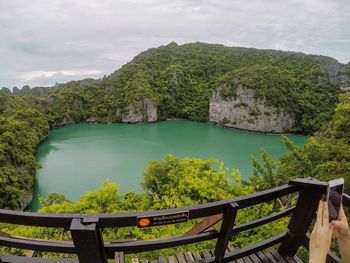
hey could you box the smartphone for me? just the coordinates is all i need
[327,178,344,221]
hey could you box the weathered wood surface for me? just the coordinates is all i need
[138,249,303,263]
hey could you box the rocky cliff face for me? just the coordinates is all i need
[209,85,294,133]
[12,192,33,211]
[341,87,350,93]
[317,58,350,86]
[122,98,157,123]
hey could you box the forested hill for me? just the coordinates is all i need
[1,42,350,210]
[2,42,350,133]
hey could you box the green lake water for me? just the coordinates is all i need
[29,120,306,211]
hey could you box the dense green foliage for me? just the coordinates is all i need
[111,42,343,131]
[0,89,349,259]
[0,42,348,213]
[251,94,350,192]
[0,92,49,209]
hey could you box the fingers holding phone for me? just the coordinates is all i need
[310,201,334,263]
[331,205,350,239]
[331,205,350,263]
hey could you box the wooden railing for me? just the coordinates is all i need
[0,177,346,263]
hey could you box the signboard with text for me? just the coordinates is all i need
[137,211,189,228]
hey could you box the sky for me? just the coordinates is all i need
[0,0,349,89]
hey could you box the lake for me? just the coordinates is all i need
[29,120,306,211]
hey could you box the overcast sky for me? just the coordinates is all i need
[1,0,349,89]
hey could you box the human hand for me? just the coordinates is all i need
[331,205,350,240]
[331,205,350,263]
[309,201,334,263]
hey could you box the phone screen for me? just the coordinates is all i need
[328,184,343,221]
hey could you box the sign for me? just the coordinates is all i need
[137,211,189,228]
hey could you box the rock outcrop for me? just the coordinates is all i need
[1,87,11,94]
[86,116,98,123]
[53,117,76,127]
[341,87,350,93]
[209,85,295,133]
[14,192,33,211]
[122,98,157,123]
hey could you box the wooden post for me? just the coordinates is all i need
[213,202,239,262]
[70,218,107,263]
[278,178,328,257]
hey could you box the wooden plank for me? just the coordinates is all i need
[290,256,303,263]
[176,253,186,263]
[262,251,278,263]
[242,255,253,263]
[270,250,287,263]
[27,250,36,257]
[168,256,177,263]
[227,245,235,252]
[222,233,285,262]
[284,256,297,263]
[184,252,194,262]
[249,254,262,263]
[140,260,148,263]
[236,258,245,263]
[192,251,202,261]
[201,250,212,260]
[184,214,223,236]
[0,230,11,237]
[0,255,78,263]
[256,251,268,263]
[158,256,166,263]
[131,258,139,263]
[114,252,125,263]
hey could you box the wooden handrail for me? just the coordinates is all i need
[0,235,76,253]
[343,193,350,208]
[0,183,298,228]
[232,206,295,235]
[0,230,11,237]
[0,178,334,263]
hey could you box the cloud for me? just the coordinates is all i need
[22,71,59,82]
[19,69,103,87]
[0,0,349,88]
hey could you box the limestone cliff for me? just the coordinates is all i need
[122,98,157,123]
[53,116,76,127]
[209,85,294,133]
[11,192,33,211]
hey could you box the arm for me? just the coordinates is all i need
[309,201,334,263]
[332,205,350,263]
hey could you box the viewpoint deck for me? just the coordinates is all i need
[0,249,302,263]
[123,249,303,263]
[1,177,348,263]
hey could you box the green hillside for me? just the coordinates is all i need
[0,42,349,210]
